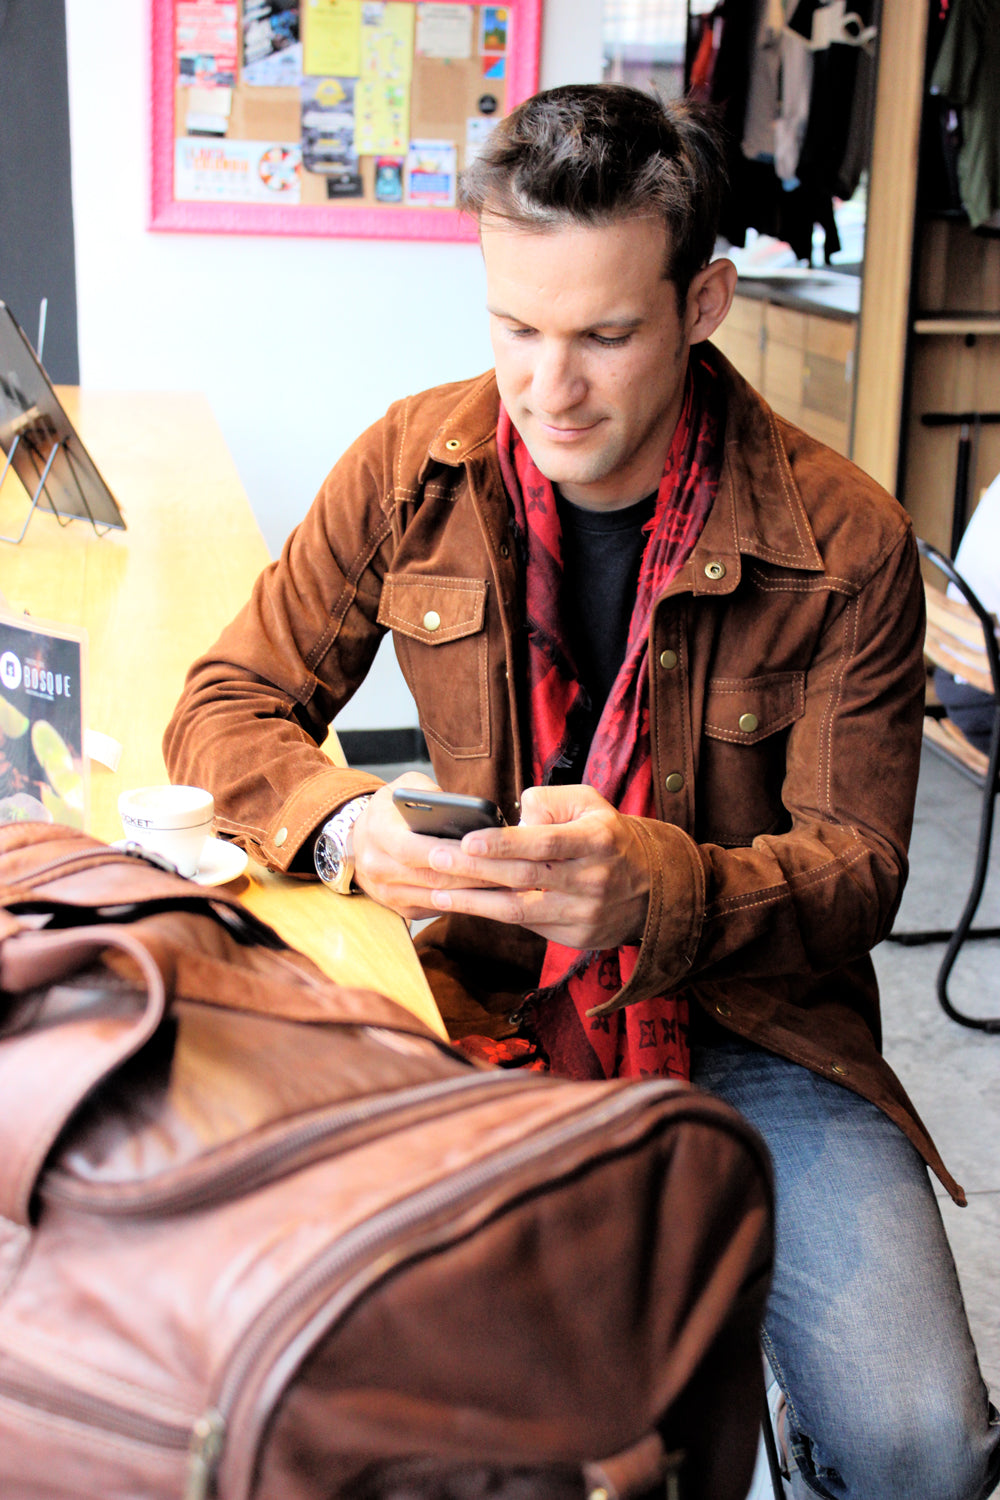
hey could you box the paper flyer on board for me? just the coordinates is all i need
[174,138,302,201]
[0,614,87,830]
[301,76,359,172]
[242,0,301,84]
[356,2,414,155]
[415,3,474,58]
[176,0,238,87]
[405,138,457,205]
[304,0,362,76]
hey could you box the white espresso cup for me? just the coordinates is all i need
[117,785,214,878]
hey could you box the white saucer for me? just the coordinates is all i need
[111,835,248,886]
[191,836,249,887]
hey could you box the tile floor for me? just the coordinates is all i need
[365,745,1000,1496]
[874,744,1000,1393]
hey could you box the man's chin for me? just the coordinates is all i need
[520,436,608,490]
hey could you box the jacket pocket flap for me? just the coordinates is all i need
[703,671,805,744]
[378,574,487,644]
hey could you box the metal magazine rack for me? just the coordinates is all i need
[0,301,125,544]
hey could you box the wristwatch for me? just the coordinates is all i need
[314,795,373,894]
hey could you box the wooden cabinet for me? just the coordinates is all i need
[901,220,1000,556]
[713,291,857,457]
[712,293,764,390]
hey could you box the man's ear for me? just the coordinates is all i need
[684,258,738,345]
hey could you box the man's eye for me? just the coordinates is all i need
[591,332,632,347]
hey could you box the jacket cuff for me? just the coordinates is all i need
[259,765,385,871]
[586,816,706,1017]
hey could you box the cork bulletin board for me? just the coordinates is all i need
[149,1,542,241]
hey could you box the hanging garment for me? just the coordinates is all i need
[931,0,1000,229]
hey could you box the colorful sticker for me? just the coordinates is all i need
[374,155,404,200]
[480,6,508,54]
[257,144,302,191]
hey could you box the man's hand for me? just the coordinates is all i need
[351,771,500,920]
[425,784,651,950]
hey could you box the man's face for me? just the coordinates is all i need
[482,215,696,511]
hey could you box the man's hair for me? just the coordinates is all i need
[459,84,728,302]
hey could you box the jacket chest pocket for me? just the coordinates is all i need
[697,671,805,845]
[378,573,490,758]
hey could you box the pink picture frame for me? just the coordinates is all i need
[149,1,542,241]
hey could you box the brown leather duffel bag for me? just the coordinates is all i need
[0,825,773,1500]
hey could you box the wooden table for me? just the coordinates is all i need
[0,389,445,1038]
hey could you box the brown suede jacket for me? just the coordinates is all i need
[164,348,961,1202]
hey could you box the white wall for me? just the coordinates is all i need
[64,0,603,731]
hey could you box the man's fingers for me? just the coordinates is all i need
[470,813,612,858]
[429,882,619,949]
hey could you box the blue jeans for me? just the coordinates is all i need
[690,1038,1000,1500]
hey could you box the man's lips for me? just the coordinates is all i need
[533,417,601,441]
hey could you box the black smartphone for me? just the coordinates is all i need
[392,787,507,839]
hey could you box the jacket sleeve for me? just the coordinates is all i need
[598,522,927,1015]
[162,416,399,873]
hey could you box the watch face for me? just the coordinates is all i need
[316,829,350,891]
[315,795,370,893]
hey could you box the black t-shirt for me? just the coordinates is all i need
[551,489,657,784]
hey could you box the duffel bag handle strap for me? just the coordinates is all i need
[0,925,170,1227]
[583,1432,681,1500]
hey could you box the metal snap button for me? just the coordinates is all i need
[738,712,759,733]
[831,1063,846,1076]
[659,649,678,670]
[422,610,441,632]
[664,772,684,793]
[716,1001,731,1018]
[704,560,726,580]
[274,827,288,847]
[444,438,462,451]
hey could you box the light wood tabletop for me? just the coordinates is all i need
[0,388,445,1038]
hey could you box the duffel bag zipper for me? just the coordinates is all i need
[43,1068,550,1215]
[194,1079,681,1500]
[0,1351,198,1460]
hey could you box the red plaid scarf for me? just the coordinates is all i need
[497,353,724,1081]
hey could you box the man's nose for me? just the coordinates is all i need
[531,342,586,415]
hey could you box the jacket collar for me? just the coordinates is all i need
[423,350,826,589]
[423,371,500,477]
[661,347,825,600]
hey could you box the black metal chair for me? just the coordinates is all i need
[887,538,1000,1032]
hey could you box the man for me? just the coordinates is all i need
[165,85,999,1499]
